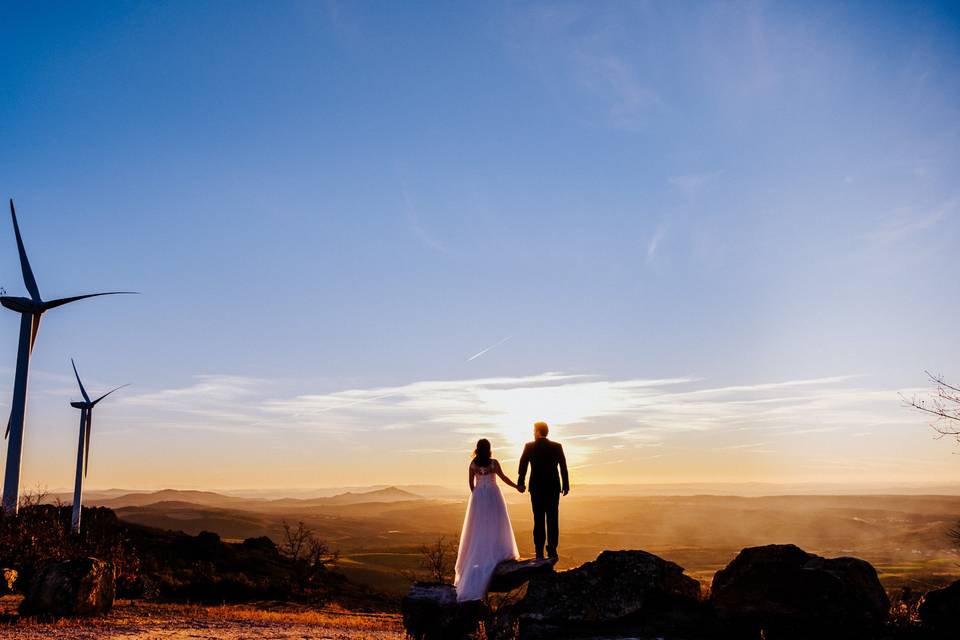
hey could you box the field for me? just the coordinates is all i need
[74,488,960,596]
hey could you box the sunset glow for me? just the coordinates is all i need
[1,2,958,492]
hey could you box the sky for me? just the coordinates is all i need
[1,1,959,491]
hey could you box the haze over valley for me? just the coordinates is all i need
[55,485,960,596]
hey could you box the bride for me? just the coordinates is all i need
[454,439,521,602]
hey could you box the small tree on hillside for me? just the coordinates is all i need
[279,520,338,596]
[420,535,458,582]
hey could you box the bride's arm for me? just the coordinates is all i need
[468,464,476,492]
[494,460,518,490]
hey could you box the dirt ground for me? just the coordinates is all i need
[0,597,405,639]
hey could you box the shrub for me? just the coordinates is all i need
[0,502,139,595]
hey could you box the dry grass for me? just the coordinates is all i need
[204,602,401,629]
[0,596,404,639]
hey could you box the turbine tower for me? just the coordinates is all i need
[69,359,127,533]
[1,199,135,514]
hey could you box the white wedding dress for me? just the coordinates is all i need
[454,461,520,602]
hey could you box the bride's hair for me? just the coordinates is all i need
[473,439,492,467]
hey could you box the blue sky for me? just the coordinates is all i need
[1,1,959,490]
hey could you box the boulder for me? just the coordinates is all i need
[495,550,704,639]
[711,544,888,639]
[919,579,960,636]
[401,558,558,639]
[401,583,486,640]
[19,557,115,618]
[489,557,557,593]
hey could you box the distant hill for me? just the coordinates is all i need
[92,489,251,509]
[219,484,457,500]
[331,486,421,502]
[272,486,422,507]
[78,486,426,512]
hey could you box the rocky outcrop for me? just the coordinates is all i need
[489,557,557,593]
[401,558,557,640]
[919,579,960,636]
[495,550,704,639]
[19,557,115,618]
[401,583,487,640]
[711,544,888,639]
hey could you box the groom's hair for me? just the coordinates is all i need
[534,421,549,437]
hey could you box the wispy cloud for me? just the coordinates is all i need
[669,172,720,194]
[120,375,274,433]
[571,50,662,130]
[864,198,956,245]
[718,441,769,450]
[508,4,663,131]
[646,224,665,264]
[400,180,453,256]
[113,371,925,473]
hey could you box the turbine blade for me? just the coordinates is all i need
[28,313,41,354]
[84,409,92,477]
[42,291,138,311]
[9,200,41,302]
[4,416,9,439]
[92,383,129,405]
[71,358,90,403]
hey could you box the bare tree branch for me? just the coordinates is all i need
[926,370,960,395]
[404,535,458,583]
[279,520,339,597]
[902,371,960,443]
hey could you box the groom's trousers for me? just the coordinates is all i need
[530,491,560,557]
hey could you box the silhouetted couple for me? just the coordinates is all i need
[453,421,570,602]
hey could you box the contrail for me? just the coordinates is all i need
[467,335,512,362]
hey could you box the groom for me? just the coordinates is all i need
[517,421,570,559]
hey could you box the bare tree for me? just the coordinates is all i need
[17,484,49,509]
[903,371,960,443]
[419,535,458,583]
[279,520,339,594]
[905,373,960,555]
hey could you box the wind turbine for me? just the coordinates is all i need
[69,359,127,533]
[1,199,135,514]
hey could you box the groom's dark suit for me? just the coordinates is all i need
[518,438,570,558]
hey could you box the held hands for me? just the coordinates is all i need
[517,484,526,494]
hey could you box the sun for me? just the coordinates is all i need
[478,380,613,454]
